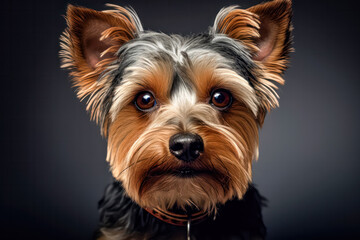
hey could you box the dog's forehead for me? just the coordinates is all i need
[117,32,255,85]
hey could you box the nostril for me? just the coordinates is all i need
[189,138,204,157]
[171,142,183,152]
[191,141,204,152]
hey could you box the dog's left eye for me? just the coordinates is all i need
[210,89,232,110]
[135,91,157,112]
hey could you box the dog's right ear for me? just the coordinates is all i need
[60,4,142,124]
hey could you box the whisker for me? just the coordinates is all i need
[138,156,167,194]
[118,158,148,176]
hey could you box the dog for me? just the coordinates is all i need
[60,0,293,239]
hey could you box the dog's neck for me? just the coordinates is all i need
[144,206,209,226]
[97,181,267,240]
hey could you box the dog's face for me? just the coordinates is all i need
[60,0,292,212]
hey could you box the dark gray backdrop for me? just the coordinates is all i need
[1,0,359,239]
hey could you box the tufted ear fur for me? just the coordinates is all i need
[247,0,293,72]
[59,4,143,126]
[213,0,293,121]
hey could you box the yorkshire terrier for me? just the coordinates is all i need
[60,0,293,239]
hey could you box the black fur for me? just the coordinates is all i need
[96,181,266,240]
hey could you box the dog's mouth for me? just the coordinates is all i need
[144,166,218,179]
[171,167,211,178]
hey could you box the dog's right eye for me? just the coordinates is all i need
[134,91,157,112]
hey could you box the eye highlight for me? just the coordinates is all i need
[134,91,157,112]
[210,89,232,110]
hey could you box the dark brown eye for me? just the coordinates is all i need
[135,91,157,111]
[210,89,232,110]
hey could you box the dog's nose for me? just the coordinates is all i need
[169,133,204,162]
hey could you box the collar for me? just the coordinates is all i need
[144,207,208,226]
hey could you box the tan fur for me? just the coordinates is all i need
[109,57,174,121]
[215,0,293,111]
[59,5,141,128]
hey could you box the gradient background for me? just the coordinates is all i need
[1,0,360,239]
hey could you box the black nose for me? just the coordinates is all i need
[169,133,204,162]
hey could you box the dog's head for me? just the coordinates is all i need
[60,0,292,213]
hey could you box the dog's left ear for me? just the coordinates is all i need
[213,0,293,117]
[214,0,292,74]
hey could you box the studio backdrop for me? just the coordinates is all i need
[1,0,360,239]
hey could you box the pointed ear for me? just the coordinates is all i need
[214,0,293,72]
[60,4,142,95]
[213,0,293,112]
[59,4,142,126]
[247,0,293,73]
